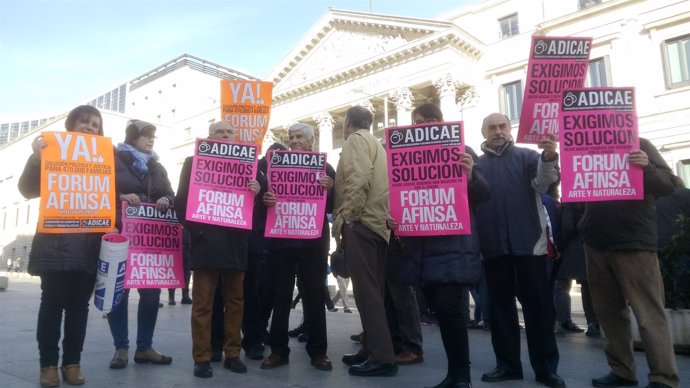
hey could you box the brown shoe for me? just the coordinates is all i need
[133,348,172,365]
[311,355,333,371]
[61,364,85,385]
[260,353,288,369]
[395,351,424,365]
[40,366,59,388]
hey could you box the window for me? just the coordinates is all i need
[499,14,519,39]
[20,121,29,135]
[680,160,690,187]
[663,35,690,89]
[10,123,19,140]
[0,124,8,144]
[502,81,523,121]
[587,57,610,87]
[579,0,602,10]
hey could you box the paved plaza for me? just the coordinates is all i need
[0,273,688,388]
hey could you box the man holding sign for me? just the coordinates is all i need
[176,120,262,378]
[475,113,564,388]
[260,123,335,372]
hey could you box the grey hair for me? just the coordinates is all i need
[288,123,315,141]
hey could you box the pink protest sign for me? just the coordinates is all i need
[265,150,327,239]
[559,87,643,202]
[517,36,592,144]
[386,121,470,236]
[185,138,258,230]
[121,202,184,288]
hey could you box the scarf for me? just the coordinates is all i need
[116,143,157,178]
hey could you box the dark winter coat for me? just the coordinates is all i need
[558,202,587,282]
[580,138,675,252]
[176,156,263,271]
[18,153,103,275]
[475,141,559,258]
[400,151,491,287]
[114,150,175,231]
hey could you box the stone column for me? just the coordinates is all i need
[313,112,335,153]
[434,73,461,121]
[390,87,414,126]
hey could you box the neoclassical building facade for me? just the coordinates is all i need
[1,0,689,262]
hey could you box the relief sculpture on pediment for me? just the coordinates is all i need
[281,30,408,88]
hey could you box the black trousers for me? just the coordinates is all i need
[242,254,264,350]
[268,246,327,358]
[423,283,471,382]
[37,271,96,367]
[484,255,559,377]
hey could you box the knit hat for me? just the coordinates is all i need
[125,119,156,145]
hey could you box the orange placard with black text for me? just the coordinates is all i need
[38,131,116,233]
[220,80,273,151]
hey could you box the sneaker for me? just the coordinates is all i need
[133,348,172,365]
[224,357,247,373]
[109,349,128,369]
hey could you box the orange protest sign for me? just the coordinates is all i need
[220,80,273,150]
[38,131,116,233]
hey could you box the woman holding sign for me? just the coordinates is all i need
[397,104,491,388]
[18,105,105,387]
[107,119,175,369]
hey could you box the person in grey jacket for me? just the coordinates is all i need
[583,138,680,388]
[475,113,564,388]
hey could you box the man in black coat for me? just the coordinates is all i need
[581,138,680,388]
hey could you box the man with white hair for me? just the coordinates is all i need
[260,123,336,372]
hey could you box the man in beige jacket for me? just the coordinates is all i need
[333,105,397,377]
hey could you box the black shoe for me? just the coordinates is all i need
[328,307,338,312]
[158,303,164,308]
[194,362,212,378]
[348,360,398,377]
[481,368,523,382]
[592,373,638,387]
[425,376,473,388]
[586,323,601,338]
[559,320,584,333]
[210,350,222,362]
[244,346,264,360]
[645,383,672,388]
[168,298,176,306]
[224,357,247,373]
[536,373,566,388]
[287,326,303,338]
[297,333,308,342]
[180,295,192,304]
[342,352,368,366]
[350,333,362,343]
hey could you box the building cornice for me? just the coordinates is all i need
[272,28,484,105]
[536,0,645,33]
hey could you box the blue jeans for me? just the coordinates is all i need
[107,288,161,351]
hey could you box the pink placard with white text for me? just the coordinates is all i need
[386,122,470,236]
[265,150,327,239]
[559,87,644,202]
[517,36,592,144]
[185,138,258,230]
[121,202,183,288]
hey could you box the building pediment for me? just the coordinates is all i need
[269,10,484,102]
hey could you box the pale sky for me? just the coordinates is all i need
[0,0,474,121]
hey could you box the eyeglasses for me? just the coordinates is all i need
[213,129,236,135]
[141,135,157,140]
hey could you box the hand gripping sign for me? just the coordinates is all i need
[386,121,471,236]
[265,150,328,239]
[185,138,258,230]
[517,36,592,144]
[559,87,643,202]
[38,131,116,233]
